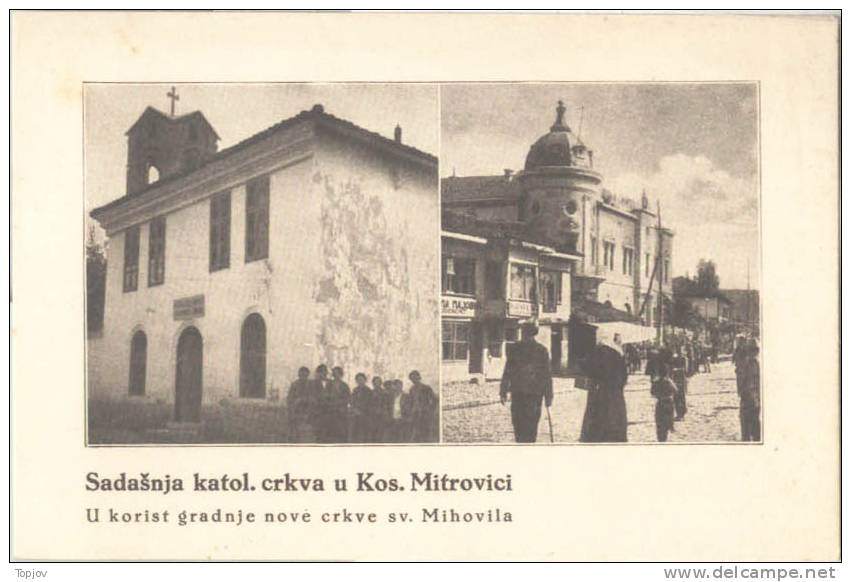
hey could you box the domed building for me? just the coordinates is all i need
[442,100,673,378]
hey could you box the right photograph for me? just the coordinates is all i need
[440,83,760,444]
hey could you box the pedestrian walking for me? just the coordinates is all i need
[738,338,761,441]
[580,331,628,442]
[286,366,317,443]
[499,322,554,443]
[650,363,678,442]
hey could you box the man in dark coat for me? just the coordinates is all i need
[287,366,316,443]
[350,372,373,443]
[671,348,689,420]
[407,370,438,443]
[738,338,761,441]
[323,366,351,443]
[499,322,554,443]
[370,375,392,442]
[580,332,628,442]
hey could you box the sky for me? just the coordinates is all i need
[84,82,439,217]
[441,83,760,290]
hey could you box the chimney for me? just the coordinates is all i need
[394,124,402,143]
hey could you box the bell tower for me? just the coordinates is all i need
[125,87,220,195]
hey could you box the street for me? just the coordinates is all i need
[442,360,744,443]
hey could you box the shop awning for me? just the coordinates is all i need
[592,321,657,345]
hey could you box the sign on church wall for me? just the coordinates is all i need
[173,294,205,320]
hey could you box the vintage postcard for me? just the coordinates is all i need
[10,11,840,563]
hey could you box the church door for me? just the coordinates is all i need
[175,326,203,422]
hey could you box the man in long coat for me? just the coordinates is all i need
[580,332,628,442]
[499,322,554,443]
[350,372,373,443]
[286,366,316,443]
[738,338,761,441]
[406,370,438,443]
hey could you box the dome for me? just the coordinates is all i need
[524,100,593,171]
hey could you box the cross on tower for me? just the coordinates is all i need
[552,99,567,130]
[167,86,180,117]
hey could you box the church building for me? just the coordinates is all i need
[88,93,439,443]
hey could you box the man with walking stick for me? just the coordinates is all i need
[499,322,554,443]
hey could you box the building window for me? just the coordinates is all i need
[590,236,597,265]
[540,270,562,312]
[510,263,537,301]
[123,225,140,293]
[148,216,166,287]
[443,256,476,295]
[622,246,634,276]
[485,261,504,300]
[245,175,270,263]
[128,330,147,396]
[603,241,616,271]
[442,320,470,361]
[645,252,651,277]
[210,191,231,272]
[239,313,267,398]
[487,320,504,358]
[664,258,670,282]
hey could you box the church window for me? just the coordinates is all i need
[147,163,160,185]
[128,331,147,396]
[123,225,140,293]
[245,175,270,263]
[210,191,231,272]
[148,216,166,287]
[239,313,267,399]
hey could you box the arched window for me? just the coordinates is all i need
[129,330,147,396]
[239,313,266,398]
[147,163,160,185]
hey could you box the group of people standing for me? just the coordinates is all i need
[286,365,438,444]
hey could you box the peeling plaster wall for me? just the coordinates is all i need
[308,135,439,386]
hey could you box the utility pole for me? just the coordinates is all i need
[657,200,664,345]
[746,257,751,336]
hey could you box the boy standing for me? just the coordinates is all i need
[650,363,678,442]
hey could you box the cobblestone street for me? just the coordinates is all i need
[442,360,743,443]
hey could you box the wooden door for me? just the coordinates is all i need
[175,327,203,422]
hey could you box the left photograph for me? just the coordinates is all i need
[85,83,440,445]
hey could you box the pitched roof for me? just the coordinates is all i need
[441,175,521,204]
[126,106,221,140]
[92,105,436,218]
